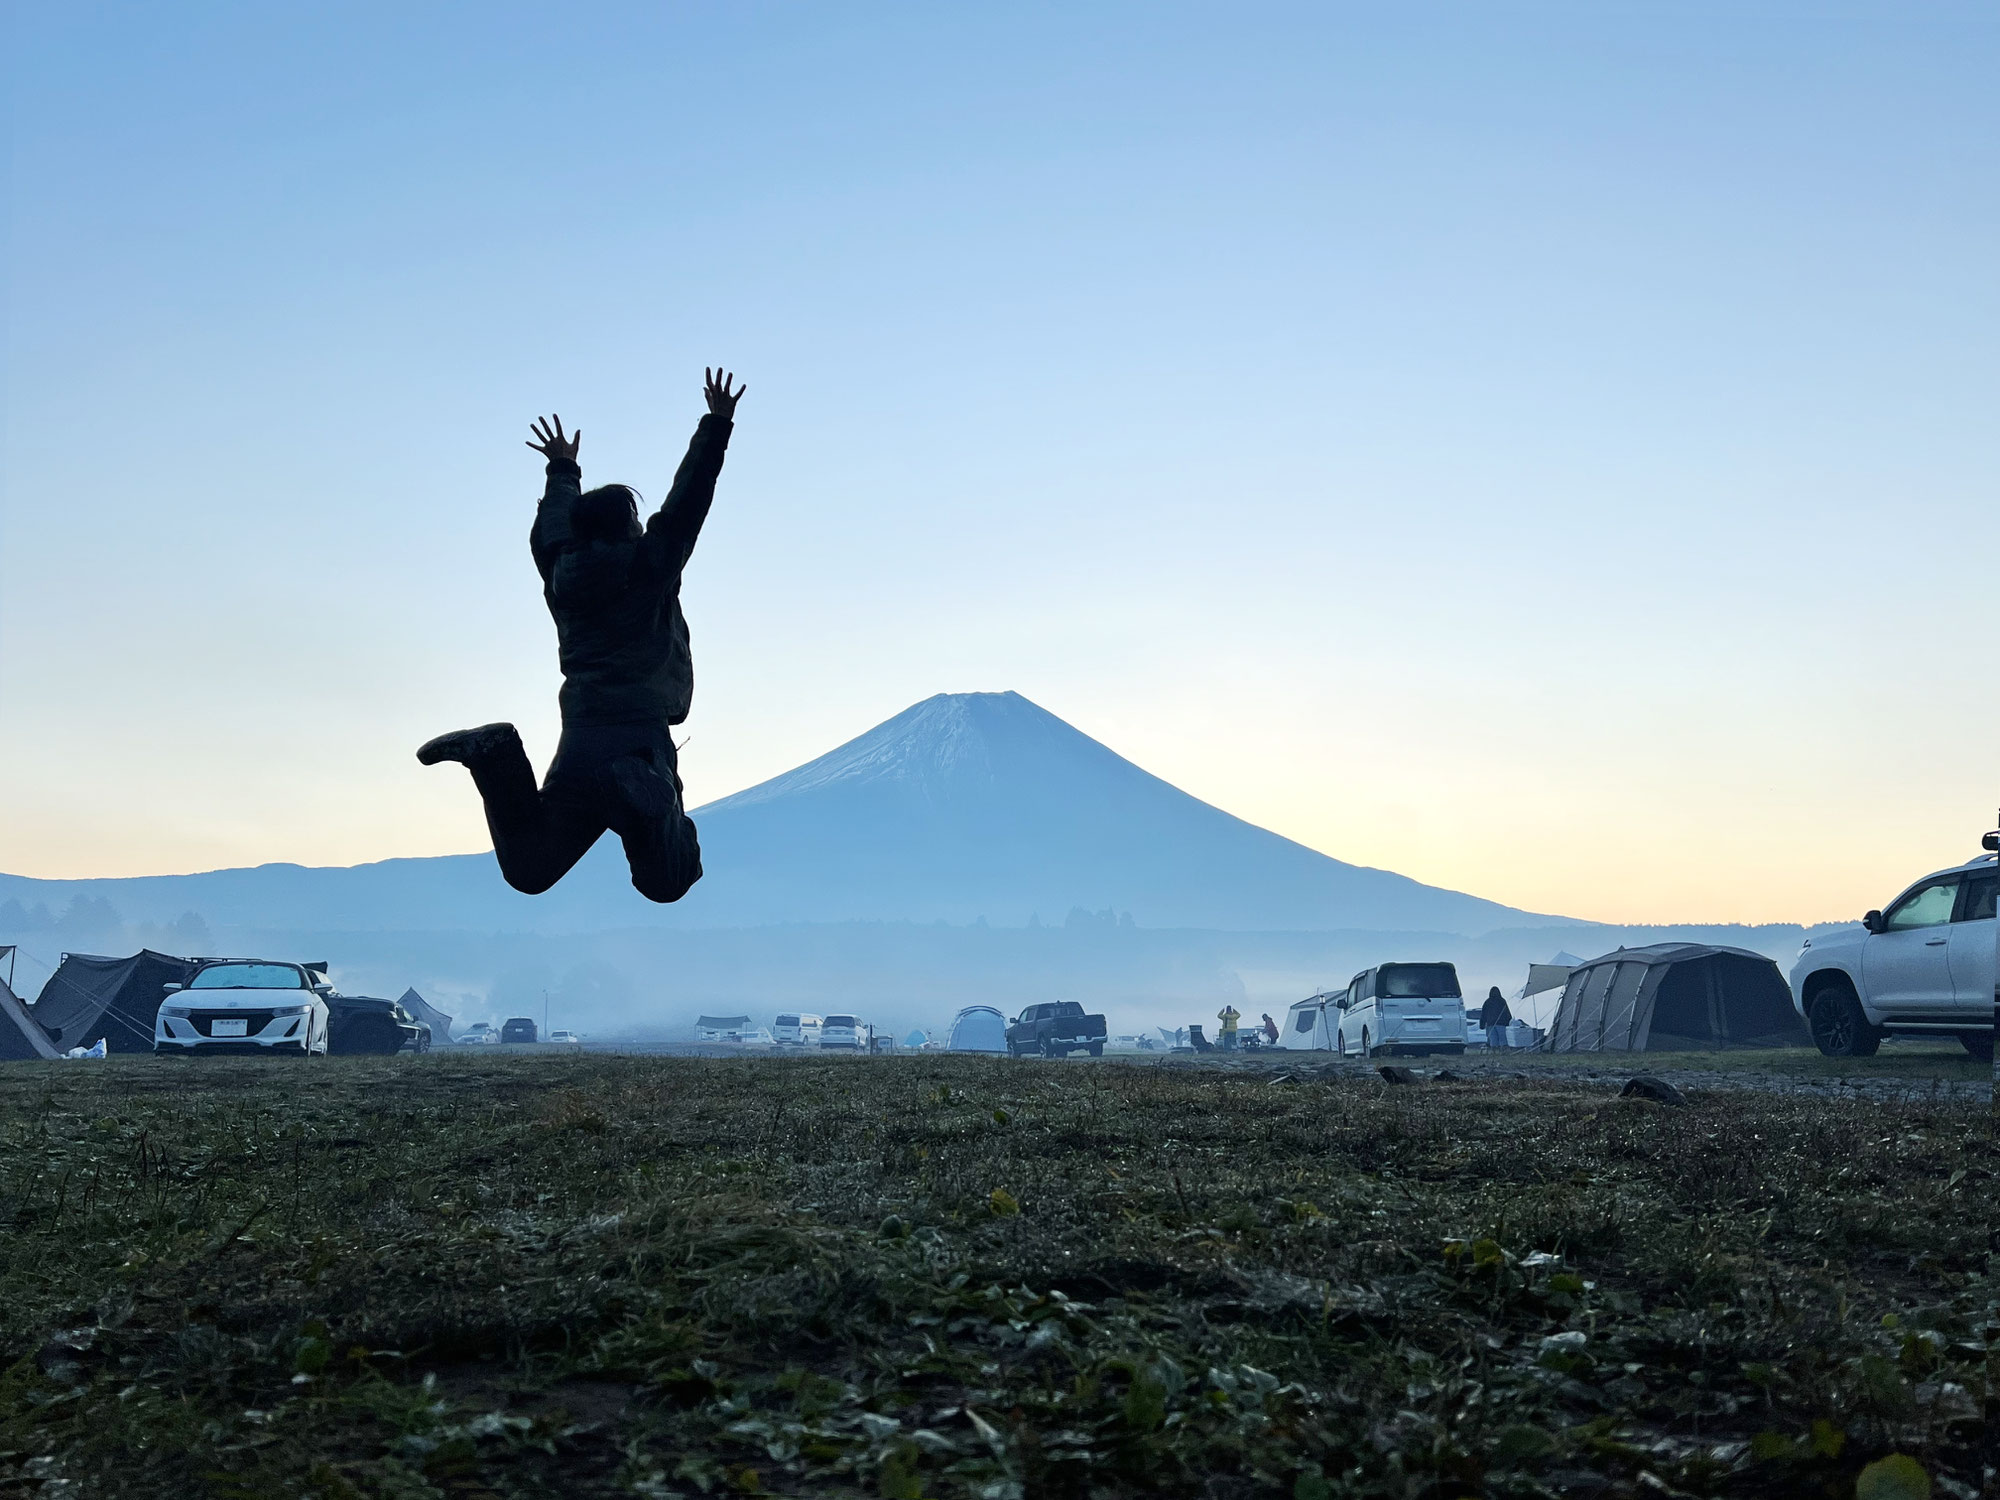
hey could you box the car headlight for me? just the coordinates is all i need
[271,1003,312,1016]
[160,1005,190,1018]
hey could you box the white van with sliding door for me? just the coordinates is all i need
[1332,962,1467,1058]
[773,1013,823,1047]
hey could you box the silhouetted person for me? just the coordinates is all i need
[1479,986,1513,1049]
[1261,1012,1280,1044]
[418,371,746,902]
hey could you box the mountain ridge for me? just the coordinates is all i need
[0,691,1569,937]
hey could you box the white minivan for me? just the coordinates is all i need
[773,1013,823,1047]
[1331,962,1467,1058]
[820,1014,867,1050]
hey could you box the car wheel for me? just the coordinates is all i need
[1087,1042,1103,1057]
[1807,983,1881,1058]
[1039,1037,1056,1059]
[1360,1028,1372,1059]
[1335,1031,1346,1058]
[1958,1031,1993,1062]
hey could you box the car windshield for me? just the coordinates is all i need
[1377,963,1461,999]
[825,1015,858,1027]
[775,1015,799,1027]
[189,963,306,990]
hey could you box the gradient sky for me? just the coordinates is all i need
[3,3,1995,926]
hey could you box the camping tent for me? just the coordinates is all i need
[0,948,61,1060]
[30,950,200,1055]
[1545,943,1810,1053]
[947,1005,1006,1053]
[398,987,454,1044]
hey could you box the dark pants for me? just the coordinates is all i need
[465,723,701,903]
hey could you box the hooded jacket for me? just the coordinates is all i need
[1478,988,1513,1029]
[530,413,732,727]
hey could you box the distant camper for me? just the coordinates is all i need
[773,1013,823,1046]
[697,1014,753,1042]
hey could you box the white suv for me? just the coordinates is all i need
[155,960,330,1056]
[1789,852,1995,1060]
[1332,962,1468,1058]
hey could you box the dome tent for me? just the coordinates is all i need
[947,1005,1007,1053]
[1546,943,1810,1053]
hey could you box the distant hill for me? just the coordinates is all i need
[0,691,1565,936]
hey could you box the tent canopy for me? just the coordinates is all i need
[31,950,200,1055]
[1,948,61,1061]
[1546,943,1809,1053]
[1521,963,1575,998]
[947,1005,1007,1053]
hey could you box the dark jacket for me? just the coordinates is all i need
[1478,988,1513,1029]
[530,413,733,727]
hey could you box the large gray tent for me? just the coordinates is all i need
[30,950,201,1055]
[1546,943,1810,1053]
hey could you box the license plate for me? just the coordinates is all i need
[210,1018,248,1038]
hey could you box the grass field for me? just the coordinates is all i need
[0,1051,1987,1498]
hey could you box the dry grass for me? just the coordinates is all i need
[0,1052,1987,1498]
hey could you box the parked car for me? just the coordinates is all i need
[729,1027,776,1045]
[327,994,429,1055]
[820,1014,867,1050]
[1790,851,1995,1059]
[773,1013,823,1046]
[154,959,330,1057]
[547,1029,582,1045]
[1005,1001,1107,1058]
[1329,962,1466,1058]
[457,1022,500,1045]
[501,1017,539,1044]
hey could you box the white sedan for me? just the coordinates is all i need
[155,960,330,1056]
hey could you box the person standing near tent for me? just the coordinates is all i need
[1479,986,1513,1049]
[1216,1003,1241,1051]
[419,371,745,903]
[1261,1012,1279,1044]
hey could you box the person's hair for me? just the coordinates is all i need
[575,484,642,543]
[1488,986,1504,1000]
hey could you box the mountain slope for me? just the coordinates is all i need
[0,692,1564,936]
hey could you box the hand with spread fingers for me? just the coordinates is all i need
[704,368,746,419]
[526,415,582,464]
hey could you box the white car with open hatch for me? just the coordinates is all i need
[154,960,331,1056]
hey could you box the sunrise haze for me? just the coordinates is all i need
[2,3,1994,925]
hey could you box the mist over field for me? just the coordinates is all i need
[0,693,1842,1039]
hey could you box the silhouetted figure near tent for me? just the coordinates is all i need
[419,370,746,902]
[1479,986,1513,1049]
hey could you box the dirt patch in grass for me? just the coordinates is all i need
[0,1053,1987,1498]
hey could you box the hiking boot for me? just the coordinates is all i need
[416,723,521,767]
[607,756,678,821]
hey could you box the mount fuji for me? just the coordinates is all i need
[0,692,1559,936]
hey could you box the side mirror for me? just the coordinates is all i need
[1861,910,1884,934]
[1983,831,1998,852]
[162,983,183,993]
[313,983,333,996]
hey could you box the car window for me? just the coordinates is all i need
[1957,873,1996,923]
[1378,963,1462,999]
[1884,877,1960,931]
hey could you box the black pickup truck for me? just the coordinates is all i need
[1005,1001,1108,1058]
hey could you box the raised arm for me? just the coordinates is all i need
[524,415,584,580]
[642,369,744,571]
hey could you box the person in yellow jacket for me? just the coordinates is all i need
[1217,1004,1241,1051]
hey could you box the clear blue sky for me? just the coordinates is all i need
[3,3,1995,922]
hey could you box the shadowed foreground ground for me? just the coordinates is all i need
[0,1052,1987,1498]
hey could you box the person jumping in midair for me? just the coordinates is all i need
[418,369,746,902]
